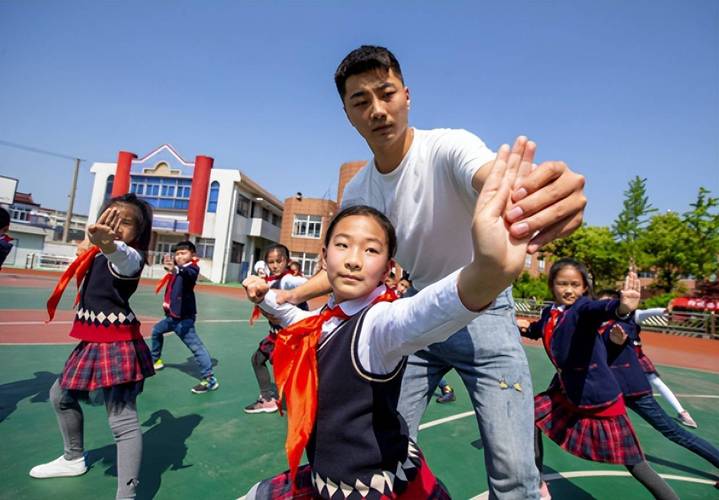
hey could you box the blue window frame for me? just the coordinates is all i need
[129,175,192,210]
[207,181,220,213]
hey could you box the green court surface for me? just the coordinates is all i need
[1,283,717,499]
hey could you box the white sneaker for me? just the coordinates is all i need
[29,455,87,478]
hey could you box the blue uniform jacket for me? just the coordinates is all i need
[604,319,652,398]
[523,297,626,409]
[166,262,199,320]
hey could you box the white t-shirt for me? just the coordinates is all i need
[341,128,495,290]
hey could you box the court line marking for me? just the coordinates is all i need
[418,394,719,431]
[469,471,718,499]
[0,318,255,326]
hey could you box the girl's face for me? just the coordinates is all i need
[111,203,140,245]
[551,266,588,306]
[323,215,393,303]
[266,250,288,276]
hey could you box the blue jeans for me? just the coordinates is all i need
[397,287,539,499]
[151,317,214,379]
[627,393,719,468]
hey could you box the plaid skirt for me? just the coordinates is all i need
[245,451,451,499]
[60,339,155,392]
[636,348,659,376]
[258,333,277,362]
[535,388,644,465]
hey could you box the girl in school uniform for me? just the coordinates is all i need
[30,193,154,500]
[518,259,678,500]
[241,145,532,498]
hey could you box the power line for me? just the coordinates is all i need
[0,139,85,162]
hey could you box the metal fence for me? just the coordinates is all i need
[513,299,718,339]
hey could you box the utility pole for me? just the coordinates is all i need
[62,158,81,242]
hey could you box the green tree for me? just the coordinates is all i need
[541,224,625,290]
[612,176,656,265]
[682,187,719,281]
[638,211,688,293]
[512,272,551,300]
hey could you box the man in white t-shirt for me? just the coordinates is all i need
[279,45,587,499]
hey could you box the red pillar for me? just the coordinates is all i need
[111,151,137,197]
[187,155,214,235]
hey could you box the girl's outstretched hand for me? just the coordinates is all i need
[618,271,641,316]
[243,275,270,304]
[87,207,122,253]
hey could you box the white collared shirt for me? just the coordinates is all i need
[260,269,480,375]
[105,241,143,276]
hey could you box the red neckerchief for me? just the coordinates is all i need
[249,270,291,325]
[0,234,13,243]
[46,246,101,322]
[155,258,199,295]
[273,287,397,491]
[542,307,563,361]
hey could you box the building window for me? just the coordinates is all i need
[231,242,244,264]
[153,241,175,265]
[104,175,115,203]
[236,194,251,218]
[196,238,215,259]
[538,258,545,273]
[10,206,30,222]
[290,252,319,276]
[292,214,322,239]
[272,213,281,227]
[129,175,192,210]
[261,207,271,222]
[207,181,220,213]
[524,255,532,269]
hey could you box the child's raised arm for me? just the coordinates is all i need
[458,141,534,311]
[242,275,312,328]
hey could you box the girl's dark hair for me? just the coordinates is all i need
[264,243,290,262]
[324,205,397,258]
[547,258,594,298]
[99,193,153,259]
[334,45,404,100]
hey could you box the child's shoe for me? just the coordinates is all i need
[153,358,165,370]
[539,480,552,500]
[192,376,219,394]
[244,397,279,414]
[677,410,698,428]
[29,455,87,478]
[436,385,456,404]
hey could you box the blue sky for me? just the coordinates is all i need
[0,1,717,226]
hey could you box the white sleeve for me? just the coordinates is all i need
[259,290,315,328]
[635,308,666,323]
[358,269,480,374]
[105,241,143,276]
[281,275,309,290]
[442,129,495,201]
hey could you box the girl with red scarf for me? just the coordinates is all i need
[241,145,532,499]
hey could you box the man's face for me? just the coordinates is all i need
[342,68,410,150]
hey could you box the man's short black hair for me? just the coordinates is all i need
[0,207,9,229]
[334,45,404,100]
[173,240,196,253]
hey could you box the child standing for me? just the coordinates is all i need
[245,244,308,414]
[241,145,533,498]
[519,259,678,500]
[31,194,155,500]
[151,240,218,394]
[0,207,13,270]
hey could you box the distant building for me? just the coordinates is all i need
[87,145,283,283]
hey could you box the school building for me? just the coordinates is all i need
[86,145,283,283]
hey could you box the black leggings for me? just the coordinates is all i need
[534,427,678,500]
[251,349,277,400]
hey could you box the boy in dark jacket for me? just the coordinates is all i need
[151,241,218,393]
[0,208,14,270]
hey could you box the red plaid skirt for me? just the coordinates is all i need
[258,332,277,362]
[635,348,659,376]
[535,388,644,465]
[246,454,450,499]
[60,339,155,392]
